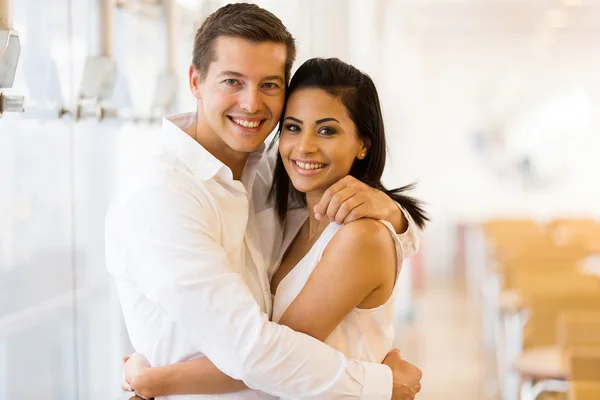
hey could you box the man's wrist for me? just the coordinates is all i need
[362,362,394,400]
[386,202,407,234]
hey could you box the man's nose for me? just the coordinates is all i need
[239,87,261,114]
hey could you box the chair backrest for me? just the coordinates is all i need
[493,232,556,264]
[569,381,600,400]
[549,218,600,254]
[557,310,600,349]
[483,218,547,261]
[567,346,600,382]
[484,218,541,238]
[512,270,599,295]
[524,293,600,348]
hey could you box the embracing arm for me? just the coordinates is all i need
[124,219,398,399]
[117,185,395,399]
[125,356,246,398]
[311,176,423,257]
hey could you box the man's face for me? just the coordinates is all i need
[191,36,287,155]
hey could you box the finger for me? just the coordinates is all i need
[121,379,132,392]
[314,178,351,219]
[415,367,423,380]
[121,367,132,392]
[341,203,370,225]
[327,192,361,224]
[327,187,357,223]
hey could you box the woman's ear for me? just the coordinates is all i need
[358,139,371,160]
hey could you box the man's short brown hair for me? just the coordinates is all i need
[192,3,296,82]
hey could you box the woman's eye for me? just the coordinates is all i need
[284,124,300,132]
[319,127,336,136]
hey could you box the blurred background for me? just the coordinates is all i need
[1,0,600,399]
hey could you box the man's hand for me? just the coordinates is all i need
[313,176,406,232]
[383,349,422,400]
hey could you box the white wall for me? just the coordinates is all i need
[380,32,600,273]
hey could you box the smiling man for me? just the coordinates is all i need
[106,3,422,400]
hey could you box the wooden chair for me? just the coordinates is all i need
[487,218,599,400]
[514,304,600,400]
[525,294,600,349]
[494,243,592,399]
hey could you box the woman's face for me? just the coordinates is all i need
[278,88,368,195]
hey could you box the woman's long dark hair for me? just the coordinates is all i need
[269,58,428,229]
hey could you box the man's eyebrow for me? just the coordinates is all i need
[217,71,245,78]
[263,75,285,84]
[217,71,284,84]
[284,116,303,124]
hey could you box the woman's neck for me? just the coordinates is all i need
[304,191,330,243]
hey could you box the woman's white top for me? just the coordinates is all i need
[272,220,404,365]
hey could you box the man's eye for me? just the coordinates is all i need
[263,82,279,89]
[224,79,239,85]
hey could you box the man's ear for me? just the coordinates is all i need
[189,65,202,100]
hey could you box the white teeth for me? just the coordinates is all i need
[295,161,325,170]
[232,118,260,128]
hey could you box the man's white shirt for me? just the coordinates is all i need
[106,113,420,399]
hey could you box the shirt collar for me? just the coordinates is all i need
[160,112,266,184]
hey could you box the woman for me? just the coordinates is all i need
[121,58,428,399]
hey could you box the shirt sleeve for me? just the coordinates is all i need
[396,204,422,259]
[119,184,393,399]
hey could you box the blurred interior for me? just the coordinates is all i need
[1,0,600,398]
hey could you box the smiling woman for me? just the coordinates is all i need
[278,89,366,193]
[270,57,428,229]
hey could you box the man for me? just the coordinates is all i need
[106,3,422,400]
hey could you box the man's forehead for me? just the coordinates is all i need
[210,36,286,79]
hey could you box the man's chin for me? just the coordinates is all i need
[230,141,265,154]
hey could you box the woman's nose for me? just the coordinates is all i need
[296,132,318,154]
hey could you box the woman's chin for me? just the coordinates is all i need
[290,185,312,194]
[290,181,329,195]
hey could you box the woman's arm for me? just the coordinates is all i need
[278,218,398,341]
[124,353,246,399]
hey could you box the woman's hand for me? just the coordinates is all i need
[120,353,246,397]
[121,353,151,397]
